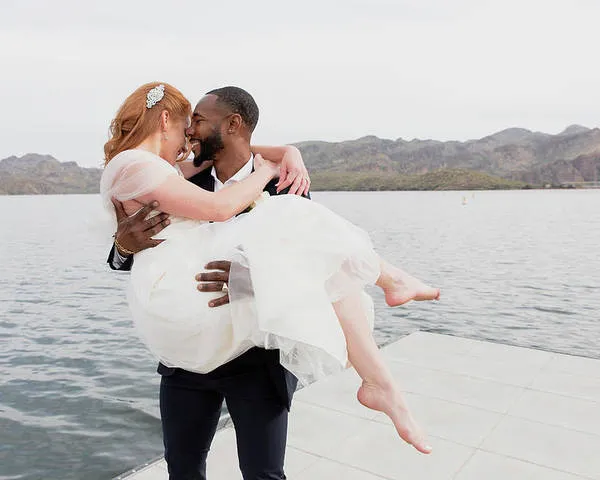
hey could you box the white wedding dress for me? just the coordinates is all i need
[101,149,380,385]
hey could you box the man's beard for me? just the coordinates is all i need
[193,129,225,167]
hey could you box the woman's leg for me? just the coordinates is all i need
[333,294,432,454]
[376,259,440,306]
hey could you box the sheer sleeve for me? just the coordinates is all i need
[99,149,179,230]
[101,150,178,204]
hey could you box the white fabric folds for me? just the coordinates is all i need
[101,149,380,385]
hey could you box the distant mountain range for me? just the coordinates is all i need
[297,124,600,190]
[0,154,102,195]
[1,125,599,194]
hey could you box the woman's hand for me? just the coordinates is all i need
[250,145,311,195]
[277,146,310,195]
[254,153,279,179]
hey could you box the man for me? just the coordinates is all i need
[107,86,310,480]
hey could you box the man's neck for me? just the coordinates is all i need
[213,145,252,183]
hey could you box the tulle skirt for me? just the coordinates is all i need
[127,195,380,385]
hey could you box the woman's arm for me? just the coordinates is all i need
[178,145,308,186]
[136,159,278,222]
[178,159,213,179]
[251,145,299,162]
[251,145,310,195]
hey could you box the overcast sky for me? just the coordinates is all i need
[2,0,599,167]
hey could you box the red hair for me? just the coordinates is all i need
[104,82,191,165]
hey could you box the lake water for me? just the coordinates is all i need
[1,190,599,479]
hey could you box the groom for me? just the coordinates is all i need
[107,86,310,480]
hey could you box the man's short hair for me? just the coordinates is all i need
[206,86,259,133]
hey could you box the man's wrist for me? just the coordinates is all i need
[110,247,127,269]
[114,236,135,256]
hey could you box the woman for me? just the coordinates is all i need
[101,82,438,454]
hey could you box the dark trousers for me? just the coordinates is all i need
[159,365,289,480]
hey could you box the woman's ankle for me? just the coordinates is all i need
[361,374,395,392]
[375,264,395,291]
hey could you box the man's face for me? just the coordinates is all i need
[186,95,229,167]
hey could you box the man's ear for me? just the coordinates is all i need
[227,113,243,134]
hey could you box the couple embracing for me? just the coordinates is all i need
[103,83,438,479]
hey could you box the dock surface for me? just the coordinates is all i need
[117,332,600,479]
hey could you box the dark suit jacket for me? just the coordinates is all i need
[107,165,310,409]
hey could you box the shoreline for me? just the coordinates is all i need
[1,185,598,196]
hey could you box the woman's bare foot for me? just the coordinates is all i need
[381,266,440,306]
[357,380,432,454]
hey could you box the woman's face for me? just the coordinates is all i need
[160,115,190,164]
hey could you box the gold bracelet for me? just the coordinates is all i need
[114,236,135,256]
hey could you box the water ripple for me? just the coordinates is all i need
[1,191,600,479]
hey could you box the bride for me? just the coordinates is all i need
[101,82,439,454]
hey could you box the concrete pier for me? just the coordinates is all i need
[116,332,600,479]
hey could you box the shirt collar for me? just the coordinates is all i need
[211,155,254,185]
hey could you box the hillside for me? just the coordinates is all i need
[296,125,600,187]
[1,125,599,194]
[0,154,102,195]
[309,169,525,191]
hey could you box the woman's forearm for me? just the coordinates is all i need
[211,167,275,220]
[137,166,275,222]
[178,159,212,179]
[251,145,300,163]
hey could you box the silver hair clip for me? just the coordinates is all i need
[146,84,165,109]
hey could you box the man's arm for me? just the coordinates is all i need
[107,198,171,271]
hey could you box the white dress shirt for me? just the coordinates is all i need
[211,155,254,191]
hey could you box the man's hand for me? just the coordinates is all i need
[276,146,310,195]
[112,197,170,255]
[196,261,231,307]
